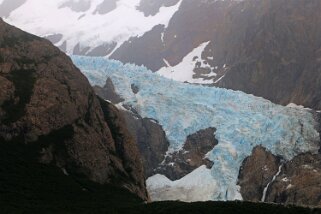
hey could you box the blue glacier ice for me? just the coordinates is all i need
[72,55,320,201]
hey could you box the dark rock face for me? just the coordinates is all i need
[111,25,167,71]
[94,77,124,104]
[121,111,170,178]
[0,20,148,200]
[266,153,321,207]
[238,146,281,202]
[156,127,217,180]
[216,0,321,110]
[137,0,180,16]
[94,81,169,178]
[238,146,321,207]
[97,98,148,200]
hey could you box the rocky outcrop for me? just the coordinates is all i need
[94,77,124,104]
[155,127,217,180]
[215,0,321,110]
[238,146,282,202]
[266,153,321,207]
[238,146,321,207]
[93,80,169,178]
[0,20,148,200]
[122,111,169,178]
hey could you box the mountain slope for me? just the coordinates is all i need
[0,19,148,200]
[3,0,320,109]
[1,0,181,56]
[112,0,321,109]
[215,0,321,110]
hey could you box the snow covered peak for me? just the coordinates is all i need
[1,0,182,55]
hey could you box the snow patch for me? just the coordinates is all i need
[147,166,226,202]
[157,41,214,84]
[287,103,312,111]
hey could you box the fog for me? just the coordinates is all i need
[0,0,26,17]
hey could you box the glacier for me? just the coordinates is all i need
[72,55,320,201]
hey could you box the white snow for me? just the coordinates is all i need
[4,0,182,55]
[157,41,214,84]
[147,166,224,202]
[287,103,312,110]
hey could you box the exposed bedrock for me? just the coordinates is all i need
[238,145,321,207]
[94,77,124,104]
[121,111,169,178]
[238,146,282,202]
[155,127,217,180]
[0,19,148,200]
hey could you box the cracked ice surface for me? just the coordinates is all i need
[72,56,320,201]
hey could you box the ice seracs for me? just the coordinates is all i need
[72,56,320,202]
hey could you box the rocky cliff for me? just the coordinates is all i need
[0,19,148,200]
[215,0,321,110]
[238,145,321,207]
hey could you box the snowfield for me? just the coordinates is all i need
[3,0,182,54]
[72,56,320,202]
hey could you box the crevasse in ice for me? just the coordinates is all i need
[72,56,320,201]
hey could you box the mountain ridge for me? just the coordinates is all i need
[0,19,148,200]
